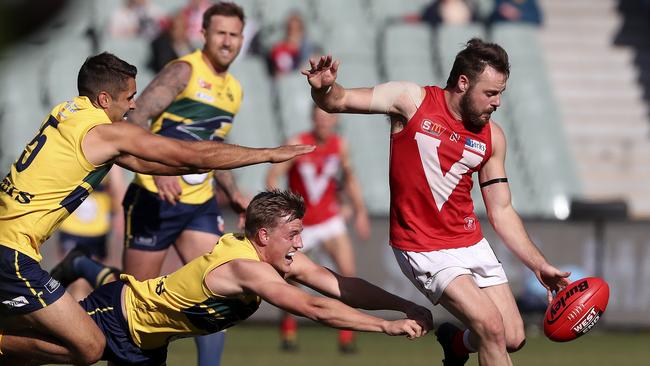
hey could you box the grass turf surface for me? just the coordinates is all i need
[151,325,650,366]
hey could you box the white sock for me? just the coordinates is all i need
[463,329,478,353]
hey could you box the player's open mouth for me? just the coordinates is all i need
[285,251,296,261]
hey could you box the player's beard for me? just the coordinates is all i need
[459,90,494,131]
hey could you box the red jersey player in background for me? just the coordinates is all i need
[266,104,370,353]
[301,39,570,366]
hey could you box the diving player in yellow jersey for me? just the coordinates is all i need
[51,190,433,365]
[0,52,313,365]
[123,3,252,364]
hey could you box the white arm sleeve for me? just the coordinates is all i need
[369,81,424,114]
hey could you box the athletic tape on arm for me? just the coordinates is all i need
[370,81,423,114]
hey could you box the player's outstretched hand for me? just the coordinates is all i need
[269,144,315,163]
[405,304,434,332]
[383,319,427,339]
[536,262,571,303]
[301,55,340,91]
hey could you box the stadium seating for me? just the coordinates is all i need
[274,73,314,139]
[491,23,581,215]
[0,44,50,172]
[100,36,155,87]
[332,61,392,214]
[382,22,438,83]
[312,0,369,27]
[369,0,430,23]
[0,0,606,218]
[434,23,485,82]
[256,0,312,26]
[228,57,283,195]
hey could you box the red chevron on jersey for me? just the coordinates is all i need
[389,86,492,251]
[288,133,342,225]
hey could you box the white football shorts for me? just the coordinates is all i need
[300,215,347,252]
[392,238,508,304]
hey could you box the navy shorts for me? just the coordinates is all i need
[0,245,65,316]
[80,281,167,365]
[122,184,223,251]
[58,232,108,259]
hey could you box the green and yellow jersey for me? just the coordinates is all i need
[0,97,112,261]
[122,233,261,349]
[58,181,111,237]
[133,50,243,204]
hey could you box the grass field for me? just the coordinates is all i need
[137,325,650,366]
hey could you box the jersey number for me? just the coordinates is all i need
[414,132,482,210]
[15,116,59,172]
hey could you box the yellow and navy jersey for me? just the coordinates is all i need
[0,97,112,261]
[122,233,261,350]
[133,50,243,204]
[58,180,111,237]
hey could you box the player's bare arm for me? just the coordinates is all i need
[114,154,207,175]
[480,122,570,298]
[302,55,424,121]
[288,252,433,329]
[265,136,301,189]
[82,121,315,173]
[340,140,370,240]
[126,61,191,128]
[209,259,426,338]
[214,170,248,213]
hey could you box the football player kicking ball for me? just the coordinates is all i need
[301,39,570,366]
[46,190,431,365]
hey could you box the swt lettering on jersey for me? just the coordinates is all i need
[1,175,35,204]
[297,156,340,204]
[414,132,482,211]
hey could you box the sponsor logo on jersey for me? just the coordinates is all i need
[1,176,35,204]
[464,217,476,231]
[449,132,461,142]
[198,79,212,90]
[155,276,167,295]
[465,138,486,154]
[45,277,61,294]
[421,120,445,136]
[195,91,215,103]
[226,87,234,102]
[2,296,29,308]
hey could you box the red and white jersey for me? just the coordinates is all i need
[288,132,342,226]
[389,86,492,251]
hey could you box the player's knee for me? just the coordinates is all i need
[506,337,526,353]
[74,334,105,364]
[473,314,506,346]
[505,319,526,352]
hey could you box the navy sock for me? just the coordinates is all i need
[195,331,226,366]
[71,256,110,288]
